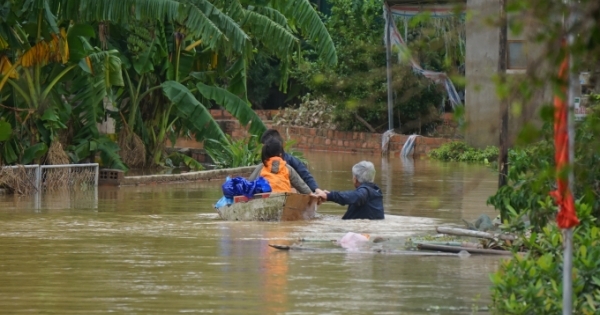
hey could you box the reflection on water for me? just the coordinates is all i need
[0,151,500,314]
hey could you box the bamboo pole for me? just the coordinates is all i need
[563,2,577,313]
[417,243,513,255]
[269,244,460,256]
[436,226,516,241]
[413,241,482,248]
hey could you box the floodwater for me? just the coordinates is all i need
[0,151,502,314]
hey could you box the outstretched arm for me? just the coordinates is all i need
[325,188,368,206]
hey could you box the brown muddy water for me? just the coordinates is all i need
[0,151,502,314]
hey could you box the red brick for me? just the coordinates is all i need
[337,140,344,146]
[325,139,331,145]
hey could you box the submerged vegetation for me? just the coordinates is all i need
[427,141,498,164]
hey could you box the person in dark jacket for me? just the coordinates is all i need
[248,129,324,195]
[315,161,384,220]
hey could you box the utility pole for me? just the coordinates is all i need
[498,0,509,221]
[385,6,394,132]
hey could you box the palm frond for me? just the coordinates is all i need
[270,0,337,66]
[43,0,60,34]
[241,9,298,59]
[65,0,249,56]
[211,0,244,20]
[161,80,228,143]
[196,82,266,137]
[186,0,249,54]
[69,48,123,156]
[183,2,227,51]
[253,6,288,27]
[65,0,180,25]
[225,57,248,101]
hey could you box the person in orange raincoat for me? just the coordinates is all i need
[254,139,312,194]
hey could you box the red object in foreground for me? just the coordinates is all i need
[550,57,579,229]
[233,193,271,204]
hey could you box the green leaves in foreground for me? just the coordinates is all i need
[270,0,337,66]
[204,135,262,169]
[196,82,267,137]
[22,143,48,165]
[0,121,11,142]
[161,80,228,144]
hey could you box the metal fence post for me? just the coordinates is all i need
[94,164,99,187]
[35,165,41,192]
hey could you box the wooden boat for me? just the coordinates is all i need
[215,192,319,221]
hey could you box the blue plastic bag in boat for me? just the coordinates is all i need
[221,176,272,198]
[222,176,253,198]
[254,176,272,194]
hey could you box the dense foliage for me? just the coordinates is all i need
[479,0,600,310]
[491,202,600,314]
[0,0,337,170]
[292,0,464,134]
[487,113,600,314]
[427,141,499,164]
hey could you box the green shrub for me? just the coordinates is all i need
[490,202,600,314]
[427,141,499,163]
[488,100,600,314]
[204,135,262,169]
[204,136,308,169]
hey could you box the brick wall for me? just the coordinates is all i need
[170,111,456,157]
[210,109,281,121]
[270,125,453,157]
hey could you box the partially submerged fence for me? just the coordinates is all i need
[0,163,99,194]
[0,163,99,210]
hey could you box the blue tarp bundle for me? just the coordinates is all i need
[215,176,273,208]
[222,176,272,198]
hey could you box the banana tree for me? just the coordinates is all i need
[109,0,337,167]
[0,1,126,168]
[0,0,337,168]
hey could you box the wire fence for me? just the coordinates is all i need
[40,164,99,192]
[0,163,99,193]
[1,163,99,210]
[0,165,41,195]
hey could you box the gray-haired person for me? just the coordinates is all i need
[315,161,384,220]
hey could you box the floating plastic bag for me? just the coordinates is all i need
[221,176,272,199]
[338,232,370,251]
